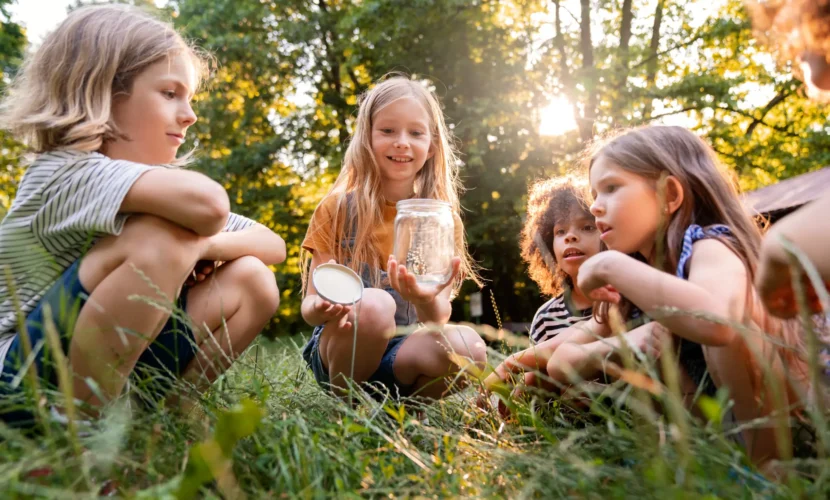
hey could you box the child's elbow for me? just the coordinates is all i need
[194,185,231,236]
[707,323,737,347]
[272,236,287,265]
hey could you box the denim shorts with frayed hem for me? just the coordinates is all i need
[0,259,197,428]
[302,325,415,400]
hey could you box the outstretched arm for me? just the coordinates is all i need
[483,318,608,391]
[578,244,750,347]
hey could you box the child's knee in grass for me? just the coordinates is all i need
[349,289,397,339]
[226,256,280,314]
[445,325,487,368]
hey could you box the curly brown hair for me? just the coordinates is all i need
[520,174,593,297]
[747,0,830,78]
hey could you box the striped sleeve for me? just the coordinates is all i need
[224,212,257,232]
[32,157,154,248]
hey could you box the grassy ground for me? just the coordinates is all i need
[1,331,829,499]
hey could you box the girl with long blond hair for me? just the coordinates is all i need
[300,75,486,399]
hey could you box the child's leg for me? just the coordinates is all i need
[393,325,487,399]
[317,288,397,391]
[70,215,207,411]
[178,256,279,387]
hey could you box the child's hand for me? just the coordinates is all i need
[387,255,461,305]
[629,322,669,359]
[757,240,827,318]
[311,296,353,329]
[578,251,623,303]
[185,260,217,287]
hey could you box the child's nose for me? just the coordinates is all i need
[590,200,604,216]
[179,103,197,127]
[393,134,409,148]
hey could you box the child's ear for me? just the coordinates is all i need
[427,143,436,160]
[664,175,684,215]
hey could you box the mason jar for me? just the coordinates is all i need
[393,199,455,286]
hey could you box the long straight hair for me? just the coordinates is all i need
[302,75,481,294]
[588,126,809,399]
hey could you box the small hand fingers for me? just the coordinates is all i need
[388,259,401,290]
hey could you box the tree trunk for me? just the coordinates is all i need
[317,0,350,150]
[612,0,633,125]
[579,0,597,141]
[643,0,665,119]
[553,0,582,139]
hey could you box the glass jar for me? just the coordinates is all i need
[393,199,455,286]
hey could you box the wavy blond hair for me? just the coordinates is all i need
[0,4,209,153]
[303,75,481,295]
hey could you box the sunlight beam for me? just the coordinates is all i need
[538,96,578,137]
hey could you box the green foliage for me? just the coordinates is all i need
[4,0,830,331]
[0,0,26,216]
[0,337,827,497]
[177,399,264,499]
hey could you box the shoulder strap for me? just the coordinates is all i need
[676,224,731,279]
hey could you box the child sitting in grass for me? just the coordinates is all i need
[521,176,599,345]
[0,5,285,427]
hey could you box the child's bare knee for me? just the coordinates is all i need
[352,289,396,338]
[80,215,204,289]
[227,256,280,315]
[121,215,205,271]
[446,325,487,367]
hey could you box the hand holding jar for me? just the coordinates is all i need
[387,254,460,305]
[390,198,458,304]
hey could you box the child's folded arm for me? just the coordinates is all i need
[120,168,231,236]
[594,245,748,347]
[203,223,285,265]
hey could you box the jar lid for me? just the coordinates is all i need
[312,263,363,304]
[396,198,451,210]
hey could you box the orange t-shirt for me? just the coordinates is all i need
[302,194,463,272]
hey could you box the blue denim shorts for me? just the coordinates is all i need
[0,259,197,426]
[302,325,415,400]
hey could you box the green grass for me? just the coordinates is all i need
[1,334,828,499]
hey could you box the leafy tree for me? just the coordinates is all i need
[6,0,830,333]
[0,0,26,215]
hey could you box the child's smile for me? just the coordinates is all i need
[371,97,434,187]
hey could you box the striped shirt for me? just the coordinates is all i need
[0,150,255,369]
[529,287,592,344]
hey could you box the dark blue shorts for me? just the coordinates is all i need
[302,325,415,400]
[0,259,197,426]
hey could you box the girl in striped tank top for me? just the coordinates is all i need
[520,176,599,345]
